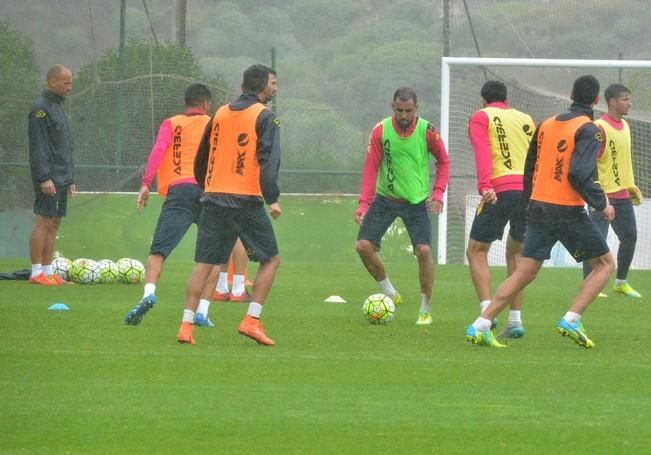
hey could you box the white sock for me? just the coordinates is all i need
[615,278,627,286]
[378,277,397,298]
[563,311,581,324]
[31,264,42,278]
[472,317,493,332]
[182,309,195,324]
[508,310,522,325]
[197,298,210,316]
[247,302,263,319]
[479,300,491,315]
[216,272,229,294]
[143,283,156,298]
[231,274,246,296]
[31,264,43,278]
[42,264,53,276]
[418,293,431,313]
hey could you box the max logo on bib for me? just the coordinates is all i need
[236,133,248,176]
[237,133,249,147]
[556,139,568,153]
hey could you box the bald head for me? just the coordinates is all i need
[47,65,73,98]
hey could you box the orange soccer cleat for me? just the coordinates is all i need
[176,322,196,345]
[213,291,230,302]
[49,274,74,285]
[230,291,251,303]
[28,273,59,286]
[238,315,275,346]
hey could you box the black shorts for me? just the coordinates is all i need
[357,195,431,250]
[523,201,609,263]
[194,200,278,264]
[33,184,69,218]
[469,190,526,243]
[150,183,202,259]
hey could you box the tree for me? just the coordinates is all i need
[0,20,40,209]
[67,39,230,191]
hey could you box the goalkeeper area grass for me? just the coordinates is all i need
[1,194,650,453]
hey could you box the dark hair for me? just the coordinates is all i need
[572,75,600,105]
[393,87,417,104]
[604,83,630,102]
[184,83,212,107]
[480,80,507,103]
[242,64,276,93]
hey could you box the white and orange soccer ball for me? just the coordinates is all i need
[362,293,396,324]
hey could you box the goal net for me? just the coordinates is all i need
[438,57,651,270]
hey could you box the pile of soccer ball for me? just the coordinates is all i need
[51,257,145,285]
[362,293,396,324]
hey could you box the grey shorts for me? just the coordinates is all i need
[357,195,431,250]
[33,184,69,218]
[149,183,202,259]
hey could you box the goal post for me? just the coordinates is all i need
[438,57,651,269]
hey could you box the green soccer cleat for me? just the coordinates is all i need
[392,293,403,306]
[556,318,595,348]
[613,282,641,298]
[498,323,525,339]
[466,324,506,348]
[415,312,433,325]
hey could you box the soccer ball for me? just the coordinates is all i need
[362,293,396,324]
[117,258,145,284]
[52,257,73,281]
[70,258,100,284]
[98,259,119,284]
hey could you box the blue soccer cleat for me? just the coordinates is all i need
[194,313,215,328]
[124,294,156,325]
[466,324,505,348]
[556,318,595,348]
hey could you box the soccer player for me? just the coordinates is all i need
[177,64,281,346]
[28,65,76,286]
[582,84,643,298]
[124,83,226,326]
[466,80,535,338]
[355,87,450,326]
[466,75,615,349]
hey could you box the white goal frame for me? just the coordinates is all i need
[438,56,651,264]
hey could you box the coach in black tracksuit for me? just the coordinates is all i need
[27,64,76,285]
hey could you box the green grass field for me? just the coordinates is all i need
[1,195,650,453]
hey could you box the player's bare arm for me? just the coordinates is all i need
[136,184,150,213]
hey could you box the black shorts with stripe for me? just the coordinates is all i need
[469,190,526,243]
[194,199,278,265]
[523,201,609,263]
